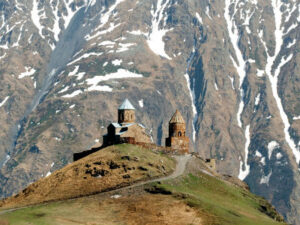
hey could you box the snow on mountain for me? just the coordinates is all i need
[147,0,172,60]
[0,96,9,108]
[0,0,299,224]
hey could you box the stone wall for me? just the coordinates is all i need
[166,136,189,153]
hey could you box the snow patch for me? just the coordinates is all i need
[256,69,264,77]
[255,151,262,157]
[268,141,279,159]
[55,137,61,141]
[62,90,83,98]
[50,1,60,42]
[184,73,197,142]
[0,52,6,60]
[254,93,260,106]
[225,1,248,128]
[111,194,121,199]
[205,6,212,20]
[68,66,79,76]
[260,157,266,166]
[287,39,296,48]
[195,12,203,24]
[116,43,136,53]
[147,0,172,60]
[112,59,122,66]
[58,86,70,94]
[46,171,51,177]
[238,125,251,180]
[2,155,10,166]
[62,0,85,32]
[86,69,143,92]
[68,52,103,66]
[228,75,235,89]
[87,22,121,39]
[276,152,283,160]
[85,0,125,40]
[214,82,219,91]
[127,30,147,36]
[0,96,9,108]
[99,40,115,47]
[19,67,36,79]
[75,72,86,80]
[138,99,144,108]
[260,171,272,185]
[86,0,97,10]
[293,116,300,120]
[31,0,45,39]
[68,66,86,80]
[265,0,300,164]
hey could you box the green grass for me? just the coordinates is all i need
[1,172,285,225]
[0,200,109,225]
[1,205,52,225]
[151,173,285,225]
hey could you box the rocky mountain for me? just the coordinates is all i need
[0,0,299,223]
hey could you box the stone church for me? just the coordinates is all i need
[103,99,189,153]
[74,99,189,161]
[102,99,152,146]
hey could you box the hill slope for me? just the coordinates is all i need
[0,144,286,225]
[0,144,175,208]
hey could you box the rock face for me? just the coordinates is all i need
[0,0,299,223]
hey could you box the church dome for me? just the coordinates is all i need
[169,110,185,124]
[118,99,135,110]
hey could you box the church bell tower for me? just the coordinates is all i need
[166,110,189,153]
[118,99,135,124]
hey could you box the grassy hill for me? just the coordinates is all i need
[0,144,286,225]
[0,144,175,209]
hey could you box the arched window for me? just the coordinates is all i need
[184,132,186,136]
[131,114,133,120]
[178,131,182,137]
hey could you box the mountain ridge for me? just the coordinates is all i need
[0,0,299,223]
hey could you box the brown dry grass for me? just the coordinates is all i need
[0,192,202,225]
[0,144,175,209]
[116,194,202,225]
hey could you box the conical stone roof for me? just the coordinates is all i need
[169,110,185,124]
[118,99,135,110]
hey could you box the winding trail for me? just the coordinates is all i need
[125,154,192,189]
[0,154,192,215]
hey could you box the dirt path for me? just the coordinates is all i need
[0,154,192,215]
[129,154,192,188]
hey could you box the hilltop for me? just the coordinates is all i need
[0,144,175,209]
[0,144,286,225]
